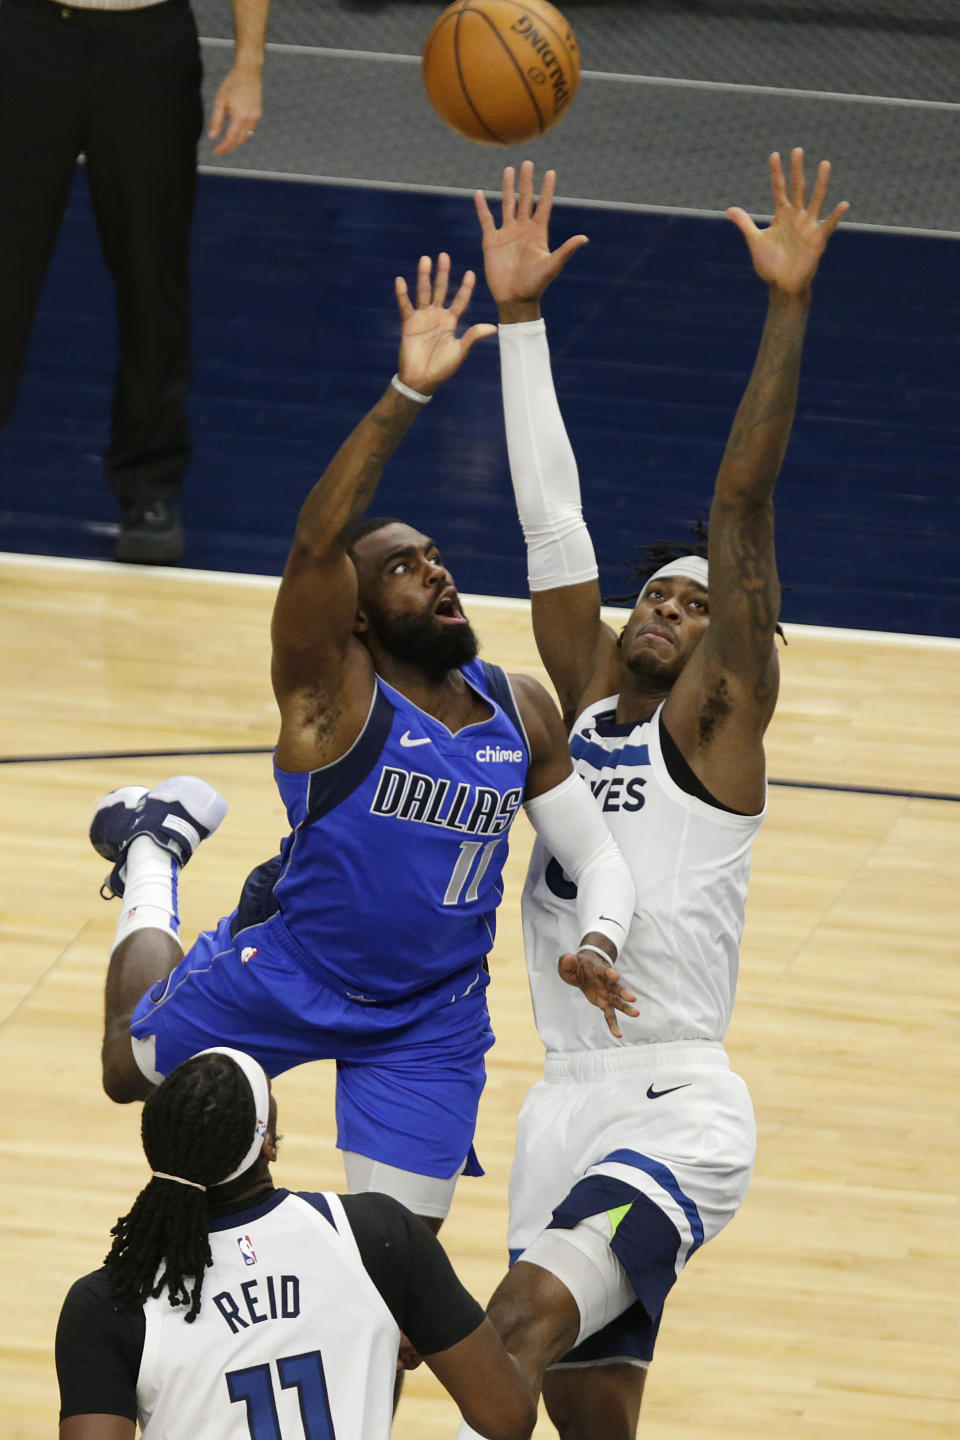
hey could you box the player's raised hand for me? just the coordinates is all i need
[395,253,496,395]
[727,148,849,296]
[558,947,639,1039]
[475,161,588,314]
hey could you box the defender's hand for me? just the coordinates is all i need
[727,148,849,296]
[395,253,496,395]
[475,160,588,313]
[558,949,639,1039]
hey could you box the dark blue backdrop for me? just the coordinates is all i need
[2,171,958,635]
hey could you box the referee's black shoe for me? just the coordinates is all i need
[115,498,184,565]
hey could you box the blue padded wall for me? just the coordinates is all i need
[1,171,957,636]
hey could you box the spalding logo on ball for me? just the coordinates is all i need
[422,0,580,146]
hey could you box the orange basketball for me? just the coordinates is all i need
[422,0,580,146]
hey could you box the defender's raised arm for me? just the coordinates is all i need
[700,149,849,716]
[476,165,605,727]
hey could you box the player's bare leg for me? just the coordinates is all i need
[455,1209,641,1440]
[543,1365,645,1440]
[89,777,228,1101]
[102,927,182,1101]
[485,1261,581,1391]
[454,1260,580,1440]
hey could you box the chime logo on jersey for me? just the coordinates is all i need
[237,1234,257,1266]
[370,765,523,836]
[475,744,523,763]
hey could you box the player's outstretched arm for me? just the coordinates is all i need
[477,163,614,728]
[668,151,849,808]
[709,151,847,688]
[271,256,495,732]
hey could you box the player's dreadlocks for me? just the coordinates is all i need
[604,519,709,607]
[606,517,785,641]
[104,1052,257,1322]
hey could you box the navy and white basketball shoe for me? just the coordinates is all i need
[90,776,229,898]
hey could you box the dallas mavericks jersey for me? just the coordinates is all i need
[271,659,529,1003]
[523,697,765,1052]
[137,1190,399,1439]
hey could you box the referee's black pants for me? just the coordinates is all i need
[0,0,202,506]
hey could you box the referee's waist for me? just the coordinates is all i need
[7,0,188,24]
[543,1039,729,1082]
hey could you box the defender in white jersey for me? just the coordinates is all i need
[56,1049,536,1440]
[457,155,849,1438]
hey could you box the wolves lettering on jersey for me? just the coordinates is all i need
[269,660,530,1004]
[543,719,649,899]
[523,697,765,1052]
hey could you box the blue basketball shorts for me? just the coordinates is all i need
[129,909,494,1180]
[506,1042,756,1367]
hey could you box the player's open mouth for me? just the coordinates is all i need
[434,588,467,625]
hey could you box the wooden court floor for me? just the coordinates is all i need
[1,552,958,1439]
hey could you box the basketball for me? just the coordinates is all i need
[422,0,580,146]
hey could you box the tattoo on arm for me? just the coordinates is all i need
[294,391,419,551]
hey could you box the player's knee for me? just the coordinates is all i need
[487,1266,579,1370]
[102,1065,140,1104]
[102,1046,151,1104]
[487,1287,537,1350]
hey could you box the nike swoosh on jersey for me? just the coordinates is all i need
[645,1082,692,1100]
[399,731,432,747]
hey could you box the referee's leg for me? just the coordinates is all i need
[83,0,203,512]
[0,0,85,429]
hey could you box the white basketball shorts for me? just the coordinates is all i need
[508,1040,756,1367]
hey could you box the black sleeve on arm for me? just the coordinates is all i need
[338,1193,485,1355]
[56,1270,144,1421]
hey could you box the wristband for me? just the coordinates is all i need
[391,373,432,404]
[577,943,616,967]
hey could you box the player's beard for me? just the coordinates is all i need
[365,603,479,679]
[624,649,675,682]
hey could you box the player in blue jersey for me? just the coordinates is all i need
[89,252,636,1232]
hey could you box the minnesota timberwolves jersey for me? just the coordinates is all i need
[523,697,765,1052]
[270,659,529,1003]
[137,1190,399,1439]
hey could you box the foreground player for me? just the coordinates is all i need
[457,155,849,1437]
[90,253,634,1234]
[56,1048,536,1439]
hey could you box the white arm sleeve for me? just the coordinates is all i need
[524,771,635,955]
[499,318,599,592]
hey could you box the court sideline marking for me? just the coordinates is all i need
[4,553,957,801]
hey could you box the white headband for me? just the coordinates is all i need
[641,555,708,595]
[196,1047,271,1185]
[151,1169,207,1191]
